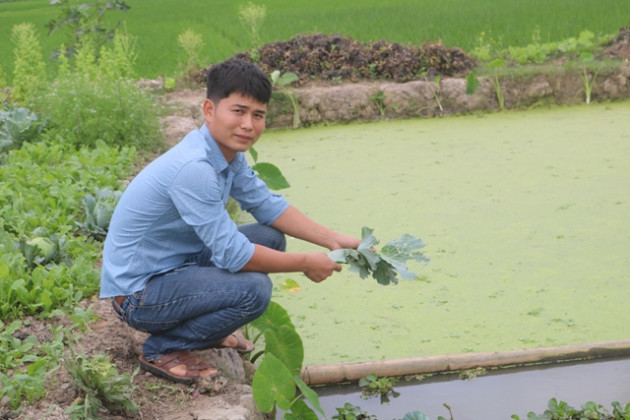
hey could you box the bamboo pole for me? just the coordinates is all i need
[300,339,630,385]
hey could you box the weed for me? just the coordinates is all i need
[177,29,206,86]
[359,373,400,404]
[333,402,378,419]
[238,2,267,58]
[370,91,386,117]
[64,351,138,419]
[487,59,505,110]
[10,23,46,104]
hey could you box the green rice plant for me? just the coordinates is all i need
[1,0,628,80]
[64,351,138,419]
[10,23,46,104]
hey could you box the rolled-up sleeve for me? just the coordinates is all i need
[230,156,290,225]
[168,159,255,272]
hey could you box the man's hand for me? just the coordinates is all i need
[303,252,342,283]
[328,233,361,251]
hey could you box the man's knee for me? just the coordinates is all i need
[248,273,273,317]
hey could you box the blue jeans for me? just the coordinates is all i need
[115,223,285,360]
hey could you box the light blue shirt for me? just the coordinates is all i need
[99,124,289,298]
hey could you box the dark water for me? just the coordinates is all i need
[312,357,630,420]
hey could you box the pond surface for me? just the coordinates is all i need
[256,103,630,366]
[315,356,630,420]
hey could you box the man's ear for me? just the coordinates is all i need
[203,99,215,122]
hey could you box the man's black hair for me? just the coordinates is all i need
[206,59,272,104]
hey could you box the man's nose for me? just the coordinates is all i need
[241,114,254,131]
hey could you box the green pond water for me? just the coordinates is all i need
[256,102,630,366]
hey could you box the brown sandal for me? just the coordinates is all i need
[139,350,218,384]
[215,334,255,354]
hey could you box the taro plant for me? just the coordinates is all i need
[250,301,326,419]
[270,70,301,128]
[249,145,291,190]
[576,51,602,105]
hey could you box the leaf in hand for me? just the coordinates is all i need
[329,227,428,285]
[380,234,429,280]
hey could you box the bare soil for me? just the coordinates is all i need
[3,28,630,420]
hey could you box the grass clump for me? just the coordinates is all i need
[64,351,138,419]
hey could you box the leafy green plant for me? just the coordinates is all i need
[0,322,65,410]
[333,402,378,420]
[250,301,325,419]
[359,373,400,404]
[35,34,162,150]
[328,227,429,285]
[370,91,386,117]
[270,70,301,128]
[511,397,630,420]
[10,23,46,104]
[76,187,123,240]
[64,351,138,419]
[465,72,480,95]
[249,146,291,190]
[0,105,46,154]
[576,51,602,105]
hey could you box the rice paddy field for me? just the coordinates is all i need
[1,0,630,81]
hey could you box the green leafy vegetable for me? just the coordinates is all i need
[328,227,428,285]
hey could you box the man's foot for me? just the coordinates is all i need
[216,333,255,354]
[139,350,218,384]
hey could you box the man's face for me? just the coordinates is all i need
[203,92,267,162]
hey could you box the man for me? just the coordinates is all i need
[100,59,360,384]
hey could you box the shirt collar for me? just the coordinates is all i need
[200,124,243,173]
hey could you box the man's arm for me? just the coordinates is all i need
[240,205,360,282]
[270,205,360,251]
